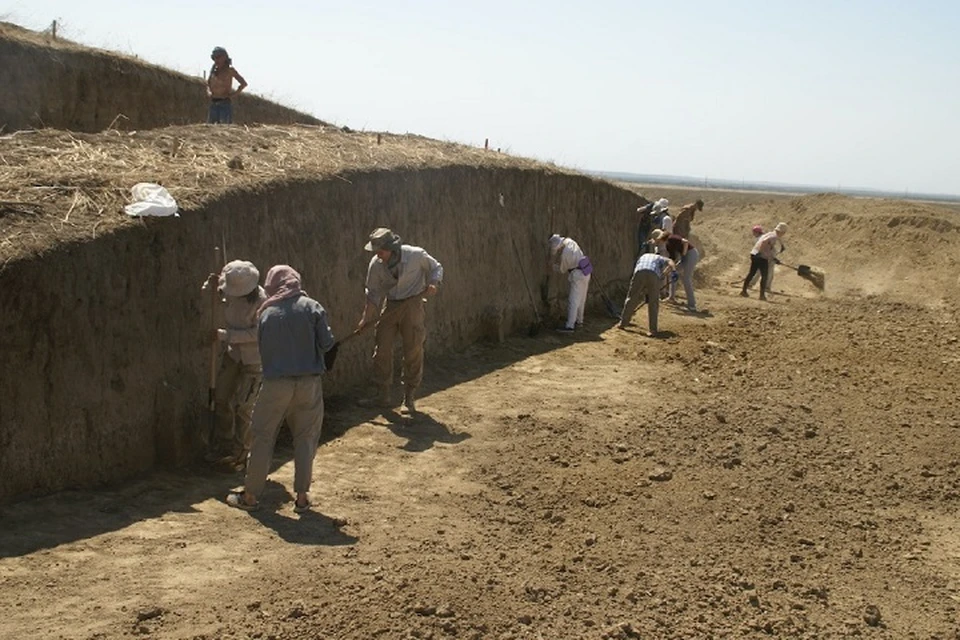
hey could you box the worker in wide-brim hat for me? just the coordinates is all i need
[548,233,593,333]
[201,259,266,467]
[226,265,336,513]
[356,227,443,413]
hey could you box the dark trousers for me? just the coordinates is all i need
[742,254,769,297]
[636,224,652,258]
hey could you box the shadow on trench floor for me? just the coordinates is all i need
[0,316,617,558]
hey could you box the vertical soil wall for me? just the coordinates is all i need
[0,167,642,502]
[0,27,322,132]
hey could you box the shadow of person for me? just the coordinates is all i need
[651,329,679,339]
[664,304,714,319]
[248,509,357,546]
[379,408,471,453]
[241,480,357,546]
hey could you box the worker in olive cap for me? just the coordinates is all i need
[673,198,704,239]
[357,228,443,412]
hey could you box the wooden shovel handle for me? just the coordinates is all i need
[208,246,222,410]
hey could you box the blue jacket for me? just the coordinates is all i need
[257,295,335,380]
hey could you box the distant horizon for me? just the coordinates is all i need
[592,170,960,203]
[6,2,960,195]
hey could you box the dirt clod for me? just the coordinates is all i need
[135,608,163,622]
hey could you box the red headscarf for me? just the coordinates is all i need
[257,265,305,316]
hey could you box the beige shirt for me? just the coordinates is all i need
[365,245,443,307]
[751,232,782,261]
[221,287,266,367]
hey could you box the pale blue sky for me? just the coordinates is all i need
[8,1,960,194]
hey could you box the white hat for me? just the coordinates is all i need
[774,222,788,234]
[219,260,260,297]
[548,234,564,253]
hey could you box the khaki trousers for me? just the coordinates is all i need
[372,298,425,391]
[213,355,261,457]
[244,376,324,497]
[620,270,662,334]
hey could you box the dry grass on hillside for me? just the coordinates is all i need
[0,21,91,52]
[0,124,558,265]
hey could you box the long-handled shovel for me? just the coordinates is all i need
[205,246,222,449]
[511,238,543,337]
[594,276,623,319]
[776,259,826,291]
[325,289,430,371]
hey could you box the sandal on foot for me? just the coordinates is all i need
[226,491,260,511]
[294,499,311,514]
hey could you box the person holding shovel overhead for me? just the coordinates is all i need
[548,234,592,333]
[741,222,787,301]
[618,253,676,337]
[357,228,443,412]
[202,260,265,468]
[226,265,335,513]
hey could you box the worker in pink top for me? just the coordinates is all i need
[747,225,785,292]
[741,222,787,301]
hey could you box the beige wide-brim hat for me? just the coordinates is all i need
[219,260,260,297]
[365,227,402,252]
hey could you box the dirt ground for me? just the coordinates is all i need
[2,187,959,639]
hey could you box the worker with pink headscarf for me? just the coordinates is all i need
[226,265,335,514]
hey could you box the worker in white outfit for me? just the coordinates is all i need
[650,198,670,232]
[651,198,669,217]
[660,208,674,234]
[548,234,592,333]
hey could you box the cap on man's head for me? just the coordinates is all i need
[211,46,228,58]
[774,222,788,235]
[365,227,402,252]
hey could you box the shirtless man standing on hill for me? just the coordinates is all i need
[207,46,247,124]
